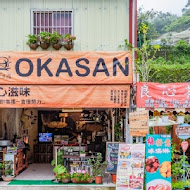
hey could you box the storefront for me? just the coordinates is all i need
[135,82,190,186]
[0,51,132,186]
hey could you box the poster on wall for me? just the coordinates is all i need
[129,110,149,136]
[146,135,171,190]
[116,144,145,190]
[106,142,120,173]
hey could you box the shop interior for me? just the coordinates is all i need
[0,108,126,181]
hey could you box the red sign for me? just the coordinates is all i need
[181,141,189,152]
[136,82,190,108]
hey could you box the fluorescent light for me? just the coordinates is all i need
[62,108,83,113]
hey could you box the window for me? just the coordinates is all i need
[31,10,73,36]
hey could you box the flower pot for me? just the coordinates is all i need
[40,42,50,49]
[111,174,116,184]
[61,177,71,183]
[72,178,91,184]
[88,178,93,183]
[52,43,62,50]
[177,116,185,124]
[162,115,169,123]
[95,176,103,184]
[63,43,73,50]
[29,43,38,50]
[2,175,14,182]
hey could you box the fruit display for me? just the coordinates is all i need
[159,161,171,178]
[146,156,159,173]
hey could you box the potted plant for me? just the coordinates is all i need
[60,172,71,183]
[111,173,117,184]
[38,31,51,49]
[171,143,188,181]
[26,34,38,50]
[80,150,86,157]
[2,161,14,182]
[88,152,107,184]
[177,113,185,124]
[63,33,76,50]
[71,170,93,183]
[52,164,70,183]
[50,31,63,50]
[162,112,169,122]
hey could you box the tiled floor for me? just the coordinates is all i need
[15,163,54,180]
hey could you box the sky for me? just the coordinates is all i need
[138,0,188,16]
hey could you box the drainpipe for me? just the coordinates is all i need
[132,0,137,83]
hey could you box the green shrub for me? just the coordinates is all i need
[149,63,190,83]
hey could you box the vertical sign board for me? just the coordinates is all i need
[146,135,171,190]
[106,142,120,173]
[129,110,149,137]
[116,144,145,190]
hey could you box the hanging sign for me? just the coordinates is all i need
[181,141,189,152]
[136,82,190,108]
[146,135,171,190]
[175,123,190,140]
[0,51,132,85]
[0,85,130,108]
[106,142,120,173]
[116,144,145,190]
[129,110,149,136]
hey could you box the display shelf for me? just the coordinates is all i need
[14,149,28,176]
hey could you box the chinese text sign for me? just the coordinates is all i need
[145,135,171,190]
[137,82,190,108]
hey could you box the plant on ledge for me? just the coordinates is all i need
[2,160,14,182]
[88,152,107,184]
[63,33,76,50]
[38,31,51,49]
[71,170,93,183]
[26,34,38,50]
[50,31,63,50]
[52,164,71,183]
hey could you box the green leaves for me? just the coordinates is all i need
[88,153,107,177]
[26,34,37,44]
[38,31,51,43]
[50,31,62,44]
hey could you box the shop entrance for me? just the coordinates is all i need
[0,107,126,181]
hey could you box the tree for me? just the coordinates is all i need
[152,12,178,34]
[137,7,158,39]
[136,24,160,82]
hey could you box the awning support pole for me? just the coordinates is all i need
[111,109,115,142]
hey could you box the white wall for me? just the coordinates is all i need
[0,0,129,51]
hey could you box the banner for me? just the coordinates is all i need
[136,82,190,108]
[116,144,145,190]
[129,110,149,136]
[0,51,132,85]
[0,85,130,108]
[145,135,171,190]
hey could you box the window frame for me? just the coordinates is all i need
[30,9,74,36]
